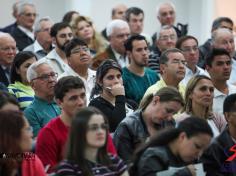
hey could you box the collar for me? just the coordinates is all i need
[18,25,34,40]
[33,40,44,53]
[34,95,55,104]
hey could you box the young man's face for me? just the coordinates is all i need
[206,54,232,82]
[128,13,144,35]
[58,88,87,118]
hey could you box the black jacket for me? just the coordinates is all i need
[134,146,192,176]
[201,127,236,176]
[113,110,149,163]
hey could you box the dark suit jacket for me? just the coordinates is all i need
[0,66,10,86]
[0,22,18,34]
[91,45,117,70]
[11,27,34,51]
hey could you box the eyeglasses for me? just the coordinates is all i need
[0,47,17,52]
[25,126,33,133]
[181,46,198,53]
[87,123,109,132]
[71,47,90,54]
[22,13,38,17]
[32,72,58,81]
[170,59,187,66]
[159,34,176,41]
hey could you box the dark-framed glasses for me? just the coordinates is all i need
[87,123,109,132]
[32,72,58,81]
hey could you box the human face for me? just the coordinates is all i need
[58,88,86,118]
[86,114,107,149]
[206,55,232,81]
[162,52,186,81]
[54,27,73,51]
[76,20,94,41]
[17,5,37,30]
[180,39,199,68]
[150,99,182,124]
[190,79,214,108]
[36,20,53,46]
[219,21,233,31]
[178,133,211,162]
[213,32,235,57]
[31,64,57,98]
[128,39,149,67]
[16,57,36,84]
[112,4,127,20]
[68,45,92,69]
[158,4,176,25]
[0,103,19,111]
[101,68,123,92]
[157,28,177,52]
[109,27,130,55]
[20,118,33,152]
[128,13,144,34]
[225,111,236,128]
[0,36,17,67]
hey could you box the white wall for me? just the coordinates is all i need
[1,0,214,44]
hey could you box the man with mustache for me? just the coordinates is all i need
[41,22,73,76]
[24,60,61,137]
[206,48,236,116]
[144,48,186,99]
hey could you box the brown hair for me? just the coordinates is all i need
[0,110,25,176]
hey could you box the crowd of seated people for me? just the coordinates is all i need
[1,1,236,176]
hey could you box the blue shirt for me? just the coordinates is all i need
[24,96,61,137]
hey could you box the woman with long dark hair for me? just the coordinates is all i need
[0,110,45,176]
[8,51,37,110]
[56,107,129,176]
[130,117,213,176]
[89,59,137,132]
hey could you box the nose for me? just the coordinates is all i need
[77,97,85,107]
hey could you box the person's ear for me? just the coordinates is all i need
[179,131,187,141]
[224,112,230,123]
[16,68,20,74]
[52,37,57,45]
[152,95,160,105]
[55,98,62,107]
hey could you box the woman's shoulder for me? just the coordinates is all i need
[175,112,190,123]
[56,160,81,175]
[108,154,128,174]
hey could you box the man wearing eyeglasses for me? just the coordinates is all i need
[36,76,116,173]
[59,38,96,104]
[41,22,73,76]
[92,19,130,70]
[0,32,17,86]
[144,48,186,99]
[149,25,177,74]
[176,35,207,86]
[24,17,54,59]
[8,2,37,51]
[24,60,61,137]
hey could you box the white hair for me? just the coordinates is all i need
[156,2,176,17]
[156,25,176,40]
[26,59,51,82]
[17,1,35,15]
[106,19,129,37]
[212,28,233,44]
[34,16,53,33]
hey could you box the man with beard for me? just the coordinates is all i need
[122,35,159,104]
[24,60,61,137]
[205,48,236,116]
[41,22,73,76]
[143,48,186,99]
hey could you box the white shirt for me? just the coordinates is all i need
[213,83,236,115]
[18,25,34,40]
[59,68,96,104]
[181,66,207,86]
[228,58,236,85]
[41,49,72,76]
[112,48,129,68]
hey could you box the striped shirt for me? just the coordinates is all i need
[8,81,34,110]
[56,155,127,176]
